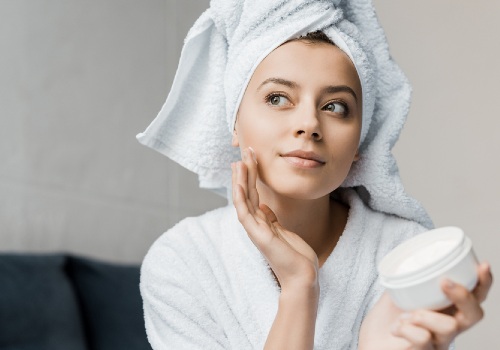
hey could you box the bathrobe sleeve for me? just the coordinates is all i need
[140,239,230,350]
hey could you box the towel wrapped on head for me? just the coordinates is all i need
[136,0,433,229]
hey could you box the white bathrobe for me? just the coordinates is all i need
[140,188,434,349]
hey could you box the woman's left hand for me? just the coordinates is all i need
[359,262,493,349]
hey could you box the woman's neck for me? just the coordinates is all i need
[257,184,349,267]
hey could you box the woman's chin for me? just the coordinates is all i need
[259,181,337,201]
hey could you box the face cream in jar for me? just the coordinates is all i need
[378,226,479,311]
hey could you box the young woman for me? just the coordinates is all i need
[137,1,493,349]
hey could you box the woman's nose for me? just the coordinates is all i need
[294,107,322,141]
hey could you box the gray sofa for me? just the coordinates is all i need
[0,253,152,350]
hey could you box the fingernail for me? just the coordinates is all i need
[248,147,258,164]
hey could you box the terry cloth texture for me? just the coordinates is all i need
[140,188,439,350]
[136,0,433,229]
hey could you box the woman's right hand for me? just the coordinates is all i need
[231,147,320,292]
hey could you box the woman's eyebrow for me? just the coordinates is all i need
[323,85,358,102]
[257,77,298,90]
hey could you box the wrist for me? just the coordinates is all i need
[280,282,320,305]
[280,266,320,293]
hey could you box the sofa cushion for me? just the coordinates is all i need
[0,253,87,350]
[67,255,151,350]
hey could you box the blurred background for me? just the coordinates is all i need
[1,0,498,347]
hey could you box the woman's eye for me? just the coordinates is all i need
[323,102,347,115]
[267,94,289,107]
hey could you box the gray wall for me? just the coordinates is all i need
[0,0,225,263]
[1,0,497,347]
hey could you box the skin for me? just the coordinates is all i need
[230,40,493,349]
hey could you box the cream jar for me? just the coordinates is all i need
[378,226,479,311]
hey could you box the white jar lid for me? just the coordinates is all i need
[379,227,470,287]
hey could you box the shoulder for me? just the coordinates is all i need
[140,205,237,287]
[148,205,235,253]
[142,205,235,265]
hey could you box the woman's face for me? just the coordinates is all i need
[233,40,362,200]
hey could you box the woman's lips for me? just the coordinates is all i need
[281,150,326,168]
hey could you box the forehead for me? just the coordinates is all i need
[248,40,362,92]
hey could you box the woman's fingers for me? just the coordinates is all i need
[234,147,261,214]
[232,182,254,224]
[236,161,249,201]
[260,204,278,223]
[244,147,260,209]
[233,183,269,240]
[402,310,459,345]
[391,319,433,350]
[390,265,493,349]
[232,150,318,286]
[233,147,261,217]
[236,160,259,215]
[231,162,237,200]
[441,278,484,331]
[260,204,286,237]
[472,262,493,303]
[231,158,275,247]
[232,162,255,223]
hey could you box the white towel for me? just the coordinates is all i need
[136,0,433,229]
[140,188,431,349]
